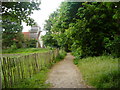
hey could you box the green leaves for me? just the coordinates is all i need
[2,2,40,49]
[43,2,120,57]
[2,2,40,26]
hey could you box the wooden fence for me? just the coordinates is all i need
[1,49,59,88]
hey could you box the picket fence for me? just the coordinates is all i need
[1,49,59,88]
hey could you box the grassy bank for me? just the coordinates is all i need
[2,48,49,54]
[74,56,119,88]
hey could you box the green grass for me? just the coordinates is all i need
[12,67,50,88]
[7,49,67,88]
[2,53,51,88]
[55,49,67,62]
[74,56,119,88]
[2,48,50,54]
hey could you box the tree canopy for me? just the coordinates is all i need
[42,2,120,58]
[2,2,40,25]
[2,1,40,49]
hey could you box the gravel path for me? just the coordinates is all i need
[46,53,90,88]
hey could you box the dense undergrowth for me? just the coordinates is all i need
[74,56,119,88]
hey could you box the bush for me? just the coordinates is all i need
[111,36,120,57]
[29,39,37,48]
[24,39,37,48]
[16,41,23,48]
[73,58,79,65]
[104,35,120,58]
[55,49,67,61]
[73,47,83,59]
[11,43,17,50]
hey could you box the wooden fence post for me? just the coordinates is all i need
[1,49,59,88]
[0,57,2,89]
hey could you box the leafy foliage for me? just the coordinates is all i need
[42,32,59,48]
[24,39,37,48]
[43,2,120,58]
[55,49,67,62]
[2,2,40,25]
[2,22,24,48]
[2,2,40,49]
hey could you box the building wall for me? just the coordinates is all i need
[23,25,43,48]
[30,32,37,39]
[30,25,42,48]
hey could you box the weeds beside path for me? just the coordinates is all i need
[46,53,91,88]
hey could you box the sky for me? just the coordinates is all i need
[22,0,65,35]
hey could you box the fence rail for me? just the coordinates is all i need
[1,49,59,88]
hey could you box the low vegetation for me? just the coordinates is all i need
[55,49,67,62]
[2,48,49,54]
[4,49,66,88]
[12,68,50,88]
[74,56,119,88]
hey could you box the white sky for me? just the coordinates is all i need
[22,0,65,35]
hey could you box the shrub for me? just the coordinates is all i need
[55,49,67,61]
[24,39,37,48]
[11,43,17,50]
[104,35,120,58]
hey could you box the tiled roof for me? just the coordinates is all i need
[22,32,30,39]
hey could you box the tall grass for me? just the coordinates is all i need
[12,68,50,88]
[75,56,119,88]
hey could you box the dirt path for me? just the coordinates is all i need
[46,53,90,88]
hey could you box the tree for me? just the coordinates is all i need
[43,2,120,58]
[51,2,82,51]
[2,2,40,25]
[2,21,23,48]
[42,32,59,48]
[2,1,40,49]
[42,11,60,48]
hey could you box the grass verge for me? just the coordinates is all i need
[74,56,119,88]
[12,67,50,88]
[2,48,49,54]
